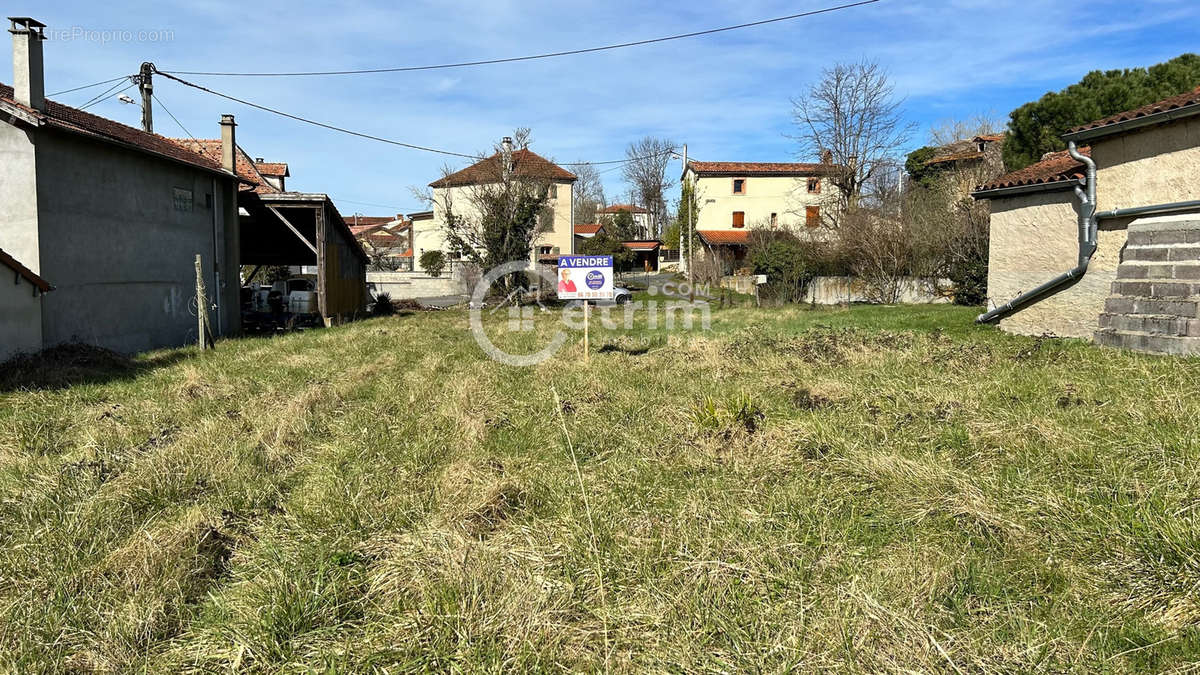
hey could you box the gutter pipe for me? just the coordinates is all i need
[977,141,1096,324]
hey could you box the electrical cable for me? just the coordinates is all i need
[47,75,133,97]
[159,1,881,77]
[77,81,135,111]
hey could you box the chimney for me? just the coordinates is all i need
[821,149,833,165]
[8,17,47,111]
[219,114,237,174]
[501,136,514,176]
[255,157,264,163]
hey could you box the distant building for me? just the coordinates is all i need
[596,203,653,239]
[683,160,840,272]
[423,137,576,272]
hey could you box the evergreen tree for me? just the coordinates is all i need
[1004,53,1200,170]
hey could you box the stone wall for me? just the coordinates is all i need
[367,267,470,299]
[802,276,951,305]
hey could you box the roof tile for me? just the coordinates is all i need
[1,83,225,175]
[430,148,576,188]
[1069,85,1200,136]
[697,230,751,245]
[975,147,1090,193]
[688,161,836,177]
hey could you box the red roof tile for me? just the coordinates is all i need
[430,148,576,188]
[621,240,662,250]
[255,162,289,177]
[1068,86,1200,137]
[697,230,751,245]
[574,223,604,235]
[1,83,226,175]
[688,161,836,177]
[346,216,394,231]
[599,204,648,214]
[973,134,1006,143]
[0,247,52,293]
[167,138,281,194]
[925,150,985,165]
[975,147,1090,193]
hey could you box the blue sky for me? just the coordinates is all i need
[5,0,1198,216]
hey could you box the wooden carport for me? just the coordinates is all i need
[239,192,368,320]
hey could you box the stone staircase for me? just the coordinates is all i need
[1095,214,1200,355]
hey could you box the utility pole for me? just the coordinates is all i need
[682,143,691,288]
[136,62,154,133]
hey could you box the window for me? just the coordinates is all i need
[539,246,552,255]
[732,211,745,228]
[732,178,746,194]
[805,206,820,228]
[548,184,558,199]
[172,187,193,211]
[807,177,821,194]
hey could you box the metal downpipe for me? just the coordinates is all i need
[976,141,1097,323]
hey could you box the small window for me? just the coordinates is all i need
[173,187,193,211]
[807,178,821,194]
[548,184,558,199]
[732,211,745,228]
[770,213,777,227]
[538,246,552,255]
[732,178,746,194]
[806,206,820,228]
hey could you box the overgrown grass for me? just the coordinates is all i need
[2,303,1199,671]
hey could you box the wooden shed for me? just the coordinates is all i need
[239,192,368,320]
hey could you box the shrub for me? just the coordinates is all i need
[748,229,815,303]
[371,292,395,316]
[420,250,447,278]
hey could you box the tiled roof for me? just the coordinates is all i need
[346,216,394,230]
[168,138,280,194]
[574,223,604,235]
[599,203,648,214]
[975,147,1090,194]
[697,229,751,245]
[430,148,577,188]
[973,134,1006,143]
[621,240,662,251]
[0,247,52,293]
[1067,85,1200,137]
[0,83,226,175]
[255,162,289,177]
[688,161,836,177]
[926,150,984,165]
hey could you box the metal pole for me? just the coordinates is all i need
[583,301,590,364]
[138,62,154,133]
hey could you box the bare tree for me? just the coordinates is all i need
[621,137,676,237]
[572,161,606,225]
[792,60,914,217]
[927,113,1006,146]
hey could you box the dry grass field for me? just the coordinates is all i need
[1,302,1199,671]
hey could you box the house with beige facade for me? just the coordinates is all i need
[420,137,576,272]
[682,160,839,271]
[972,86,1200,355]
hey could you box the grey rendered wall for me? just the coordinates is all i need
[33,131,238,353]
[0,123,40,273]
[0,277,42,361]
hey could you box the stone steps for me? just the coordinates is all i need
[1094,214,1200,356]
[1095,328,1200,355]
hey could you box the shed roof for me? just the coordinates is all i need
[0,247,53,292]
[1065,85,1200,140]
[973,147,1090,196]
[697,230,751,245]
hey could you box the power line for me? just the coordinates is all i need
[155,70,675,166]
[152,91,221,165]
[47,75,133,98]
[158,0,880,77]
[77,80,135,111]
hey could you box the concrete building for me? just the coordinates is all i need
[0,247,52,361]
[0,17,242,354]
[973,86,1200,354]
[426,137,576,270]
[683,160,840,272]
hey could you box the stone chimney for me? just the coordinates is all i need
[8,17,47,111]
[219,114,237,174]
[501,136,514,177]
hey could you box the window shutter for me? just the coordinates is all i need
[805,206,820,228]
[733,211,745,228]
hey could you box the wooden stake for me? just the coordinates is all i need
[583,301,590,364]
[195,255,207,350]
